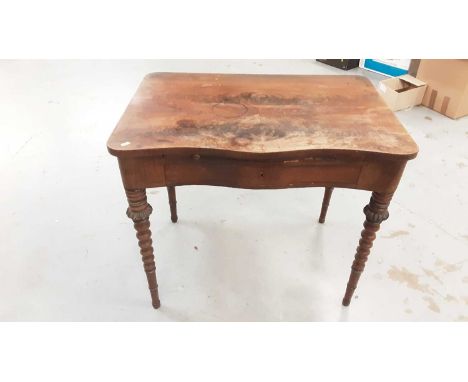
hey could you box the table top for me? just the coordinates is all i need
[107,73,418,160]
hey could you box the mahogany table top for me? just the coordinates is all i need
[107,73,418,160]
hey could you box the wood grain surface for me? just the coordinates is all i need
[107,73,418,160]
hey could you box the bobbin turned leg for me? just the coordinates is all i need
[166,186,178,223]
[318,187,334,223]
[342,192,393,306]
[125,188,160,309]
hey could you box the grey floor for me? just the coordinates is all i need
[1,60,467,321]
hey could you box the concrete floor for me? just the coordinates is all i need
[1,60,467,321]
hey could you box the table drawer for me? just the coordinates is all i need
[164,155,362,189]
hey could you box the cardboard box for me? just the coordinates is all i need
[316,59,360,71]
[408,59,421,76]
[378,74,427,111]
[416,59,468,119]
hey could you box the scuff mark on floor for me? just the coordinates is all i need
[435,258,464,272]
[423,296,440,313]
[383,230,410,238]
[387,262,465,316]
[456,315,468,321]
[13,135,34,157]
[422,268,443,284]
[387,266,432,294]
[394,200,464,243]
[444,294,458,303]
[405,308,413,314]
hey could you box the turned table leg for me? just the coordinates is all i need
[166,186,178,223]
[125,188,161,309]
[342,192,393,306]
[318,187,334,223]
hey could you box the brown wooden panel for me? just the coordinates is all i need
[164,155,362,189]
[357,160,407,193]
[118,157,165,189]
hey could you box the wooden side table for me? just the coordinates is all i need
[107,73,418,309]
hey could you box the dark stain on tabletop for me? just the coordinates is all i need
[174,119,303,142]
[218,92,306,106]
[177,119,197,129]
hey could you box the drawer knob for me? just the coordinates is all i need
[192,154,201,160]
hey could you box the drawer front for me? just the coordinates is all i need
[164,155,362,189]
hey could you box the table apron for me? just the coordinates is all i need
[117,156,407,193]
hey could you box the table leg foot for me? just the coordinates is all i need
[342,192,393,306]
[167,186,178,223]
[125,188,161,309]
[318,187,334,223]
